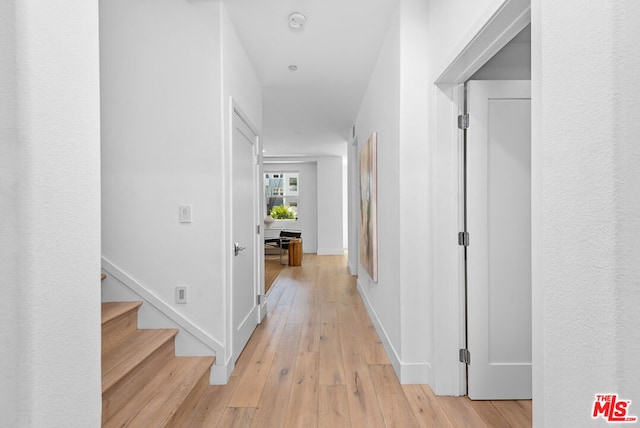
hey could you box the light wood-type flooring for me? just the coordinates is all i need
[181,254,532,427]
[264,256,285,294]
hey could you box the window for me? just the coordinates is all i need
[265,172,299,220]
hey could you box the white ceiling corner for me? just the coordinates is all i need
[224,0,399,158]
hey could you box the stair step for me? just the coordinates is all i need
[103,356,214,428]
[102,328,178,393]
[102,328,179,421]
[102,301,143,325]
[101,301,143,351]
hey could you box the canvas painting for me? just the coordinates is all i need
[359,132,378,282]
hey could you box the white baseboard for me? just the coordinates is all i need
[209,357,234,385]
[348,261,357,276]
[399,362,432,384]
[356,278,402,376]
[101,257,228,383]
[356,279,432,384]
[258,300,267,322]
[317,248,345,256]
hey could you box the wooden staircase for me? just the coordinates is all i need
[101,301,214,426]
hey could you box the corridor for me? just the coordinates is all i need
[181,255,532,427]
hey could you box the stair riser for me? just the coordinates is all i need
[166,367,211,427]
[102,308,139,351]
[102,338,175,424]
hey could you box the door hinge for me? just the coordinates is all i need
[459,348,471,364]
[458,231,469,246]
[257,224,261,235]
[256,294,264,305]
[458,113,469,130]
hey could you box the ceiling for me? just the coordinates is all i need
[224,0,400,158]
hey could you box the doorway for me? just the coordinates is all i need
[231,106,261,364]
[463,79,532,399]
[432,7,531,397]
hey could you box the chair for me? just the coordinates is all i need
[265,229,302,265]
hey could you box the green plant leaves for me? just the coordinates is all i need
[270,205,296,219]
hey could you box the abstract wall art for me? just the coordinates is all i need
[359,132,378,282]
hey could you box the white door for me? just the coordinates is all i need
[232,108,259,363]
[466,80,532,399]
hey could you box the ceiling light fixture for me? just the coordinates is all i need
[288,12,306,29]
[288,65,298,71]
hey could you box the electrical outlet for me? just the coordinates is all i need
[179,205,192,223]
[175,285,188,304]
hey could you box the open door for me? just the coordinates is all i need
[465,80,532,399]
[231,107,260,364]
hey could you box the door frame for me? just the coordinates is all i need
[347,135,359,276]
[226,99,263,370]
[466,80,532,399]
[431,0,531,396]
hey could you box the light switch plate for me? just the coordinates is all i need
[176,285,188,304]
[179,205,192,223]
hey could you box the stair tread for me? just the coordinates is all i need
[101,301,142,325]
[104,356,214,428]
[102,328,178,393]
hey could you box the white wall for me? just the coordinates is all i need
[396,0,433,381]
[427,0,505,78]
[101,0,225,349]
[220,2,264,367]
[101,0,261,373]
[355,0,531,389]
[222,5,263,134]
[264,162,318,253]
[427,0,516,395]
[426,1,640,426]
[265,156,343,255]
[471,25,531,80]
[354,5,404,377]
[355,0,434,384]
[0,1,19,422]
[317,157,345,255]
[0,1,102,425]
[533,1,640,426]
[343,162,348,249]
[347,139,359,275]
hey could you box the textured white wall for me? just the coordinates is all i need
[0,0,19,423]
[0,0,101,425]
[613,0,640,406]
[533,1,640,426]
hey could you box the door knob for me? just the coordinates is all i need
[234,242,246,256]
